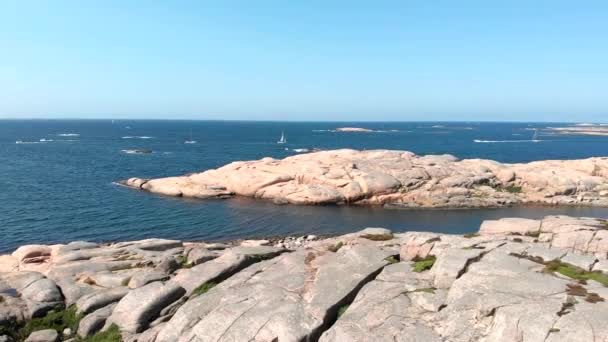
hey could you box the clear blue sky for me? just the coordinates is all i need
[1,1,607,122]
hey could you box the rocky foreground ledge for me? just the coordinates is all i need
[2,215,608,341]
[121,149,608,208]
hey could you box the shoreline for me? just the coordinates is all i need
[2,215,608,341]
[116,177,608,210]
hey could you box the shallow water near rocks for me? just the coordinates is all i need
[2,120,608,253]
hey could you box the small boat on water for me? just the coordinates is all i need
[122,149,153,154]
[532,129,540,142]
[184,129,197,144]
[277,131,287,144]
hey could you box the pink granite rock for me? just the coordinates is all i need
[121,149,608,208]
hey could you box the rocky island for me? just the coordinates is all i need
[1,215,608,341]
[121,149,608,208]
[334,127,375,132]
[547,125,608,136]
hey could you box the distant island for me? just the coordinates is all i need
[335,127,399,132]
[335,127,375,132]
[547,124,608,136]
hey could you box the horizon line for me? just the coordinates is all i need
[0,117,606,124]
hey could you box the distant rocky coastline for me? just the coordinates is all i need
[335,127,375,132]
[2,215,608,341]
[334,127,399,132]
[121,149,608,208]
[547,125,608,136]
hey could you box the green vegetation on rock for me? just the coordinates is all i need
[2,305,83,341]
[360,233,394,241]
[525,231,541,238]
[76,324,122,342]
[463,233,479,239]
[384,256,399,264]
[337,304,349,319]
[328,241,344,253]
[496,185,522,193]
[175,255,193,269]
[425,237,441,244]
[544,260,608,286]
[412,256,436,273]
[192,282,217,296]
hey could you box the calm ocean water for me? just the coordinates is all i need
[1,120,607,253]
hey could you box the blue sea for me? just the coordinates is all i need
[2,120,608,253]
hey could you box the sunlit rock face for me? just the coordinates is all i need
[122,149,608,208]
[2,215,608,341]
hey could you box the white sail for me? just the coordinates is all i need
[277,131,287,144]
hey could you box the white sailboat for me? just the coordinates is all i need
[531,129,540,142]
[184,129,197,144]
[277,131,287,144]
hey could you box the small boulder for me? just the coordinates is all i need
[76,287,129,315]
[77,304,115,337]
[240,240,270,247]
[185,247,217,266]
[108,281,185,333]
[154,258,179,274]
[479,218,541,235]
[12,245,51,263]
[128,271,169,289]
[24,329,58,342]
[359,227,392,236]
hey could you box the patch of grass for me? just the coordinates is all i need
[600,219,608,229]
[425,237,441,244]
[175,255,192,269]
[361,233,394,241]
[336,305,349,319]
[192,282,217,296]
[246,253,276,263]
[525,231,541,238]
[76,324,122,342]
[328,241,344,253]
[412,256,436,273]
[17,305,82,340]
[384,256,399,264]
[0,326,17,340]
[496,185,522,193]
[549,328,560,333]
[463,233,479,239]
[544,260,608,286]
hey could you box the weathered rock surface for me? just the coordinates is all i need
[172,246,285,295]
[2,215,608,341]
[121,149,608,207]
[107,281,186,333]
[77,304,115,337]
[24,329,58,342]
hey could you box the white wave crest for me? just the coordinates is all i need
[474,139,542,143]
